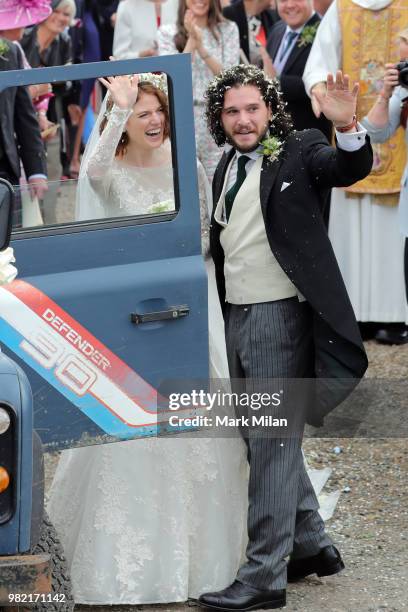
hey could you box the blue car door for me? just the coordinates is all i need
[0,56,209,449]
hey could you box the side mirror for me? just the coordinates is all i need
[0,178,14,251]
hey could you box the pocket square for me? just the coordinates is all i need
[280,181,292,192]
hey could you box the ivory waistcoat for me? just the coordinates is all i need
[215,157,298,304]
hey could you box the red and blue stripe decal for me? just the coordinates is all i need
[0,280,188,439]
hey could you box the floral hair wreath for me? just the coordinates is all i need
[104,72,168,117]
[137,72,168,94]
[205,64,293,148]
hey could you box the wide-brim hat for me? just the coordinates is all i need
[0,0,52,31]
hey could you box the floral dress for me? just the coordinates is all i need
[158,20,240,182]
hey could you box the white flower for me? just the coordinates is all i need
[0,247,17,285]
[260,135,283,162]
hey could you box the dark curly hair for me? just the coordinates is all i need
[205,65,293,147]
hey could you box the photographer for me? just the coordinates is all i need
[362,28,408,342]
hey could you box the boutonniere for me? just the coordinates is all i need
[0,39,10,61]
[260,135,283,163]
[298,23,319,48]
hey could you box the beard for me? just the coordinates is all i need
[225,125,270,153]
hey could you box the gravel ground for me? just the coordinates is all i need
[45,340,408,612]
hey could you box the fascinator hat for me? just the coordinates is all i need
[0,0,52,30]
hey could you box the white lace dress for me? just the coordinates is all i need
[76,105,176,221]
[47,105,249,605]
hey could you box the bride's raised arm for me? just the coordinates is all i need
[86,75,139,186]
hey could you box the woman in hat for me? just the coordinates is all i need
[0,0,51,225]
[0,0,53,133]
[0,0,52,40]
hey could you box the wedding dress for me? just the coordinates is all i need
[47,101,339,605]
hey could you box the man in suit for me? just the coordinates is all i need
[198,65,372,610]
[223,0,279,65]
[262,0,332,141]
[0,38,47,225]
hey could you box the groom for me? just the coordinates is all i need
[198,66,373,610]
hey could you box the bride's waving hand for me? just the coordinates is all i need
[98,74,140,110]
[84,76,141,186]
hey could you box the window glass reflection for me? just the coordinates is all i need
[5,72,176,232]
[79,72,175,221]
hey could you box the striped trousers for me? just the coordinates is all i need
[225,298,333,590]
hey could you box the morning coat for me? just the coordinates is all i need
[210,128,373,424]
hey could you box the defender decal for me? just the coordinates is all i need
[0,280,186,438]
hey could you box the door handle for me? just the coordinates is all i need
[131,305,190,324]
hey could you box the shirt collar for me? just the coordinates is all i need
[284,24,303,36]
[236,148,262,162]
[224,143,264,161]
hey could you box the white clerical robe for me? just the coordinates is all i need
[303,0,408,323]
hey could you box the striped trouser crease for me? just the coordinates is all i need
[225,298,333,590]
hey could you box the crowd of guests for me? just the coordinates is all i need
[0,0,407,344]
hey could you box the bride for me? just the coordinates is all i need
[75,73,176,221]
[47,72,338,605]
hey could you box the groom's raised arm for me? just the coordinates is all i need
[301,127,373,190]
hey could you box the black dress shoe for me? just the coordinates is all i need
[358,322,381,341]
[287,545,345,582]
[198,580,286,610]
[375,327,408,345]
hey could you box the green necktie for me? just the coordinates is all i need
[225,155,250,222]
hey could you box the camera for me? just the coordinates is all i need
[396,60,408,88]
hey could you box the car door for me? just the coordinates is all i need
[0,56,209,449]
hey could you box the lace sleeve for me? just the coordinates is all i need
[86,105,133,194]
[197,160,211,259]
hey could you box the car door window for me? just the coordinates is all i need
[10,72,177,233]
[0,57,207,448]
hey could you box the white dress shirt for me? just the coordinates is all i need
[274,25,302,76]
